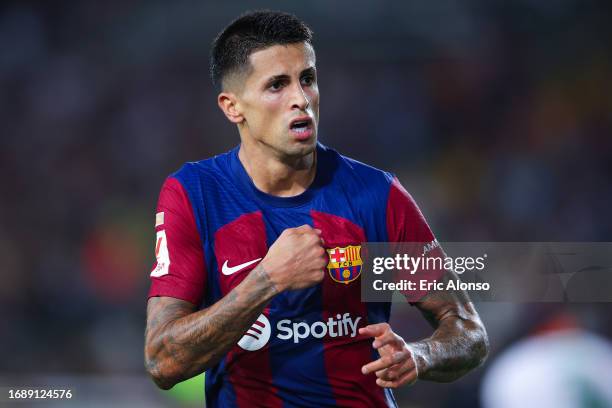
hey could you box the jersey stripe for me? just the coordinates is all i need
[214,211,282,408]
[266,212,337,407]
[312,210,390,407]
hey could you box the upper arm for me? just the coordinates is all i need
[148,177,207,305]
[385,176,483,327]
[385,177,446,302]
[386,176,436,244]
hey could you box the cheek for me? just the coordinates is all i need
[307,87,320,105]
[258,95,284,123]
[308,90,320,119]
[260,89,286,110]
[244,95,284,131]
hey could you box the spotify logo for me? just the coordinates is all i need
[237,312,363,351]
[237,314,271,351]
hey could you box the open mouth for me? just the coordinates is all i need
[289,117,313,134]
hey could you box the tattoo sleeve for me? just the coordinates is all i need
[411,271,489,382]
[144,264,277,389]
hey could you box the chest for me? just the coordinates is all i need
[206,206,369,312]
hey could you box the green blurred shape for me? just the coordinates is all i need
[164,373,205,405]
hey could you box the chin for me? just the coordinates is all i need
[271,144,314,167]
[273,132,314,156]
[289,138,317,156]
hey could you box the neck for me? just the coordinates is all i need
[238,139,317,197]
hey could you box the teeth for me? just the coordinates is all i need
[291,122,309,134]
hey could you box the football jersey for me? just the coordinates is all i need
[148,143,438,407]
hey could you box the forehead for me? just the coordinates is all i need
[247,42,316,81]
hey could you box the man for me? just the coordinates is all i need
[145,10,488,407]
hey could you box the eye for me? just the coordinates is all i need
[268,80,285,91]
[301,75,315,86]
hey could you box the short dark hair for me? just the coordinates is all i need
[210,10,313,89]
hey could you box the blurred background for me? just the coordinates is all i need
[1,0,611,406]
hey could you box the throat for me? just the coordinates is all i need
[238,147,316,197]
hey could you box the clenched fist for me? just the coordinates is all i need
[260,225,327,292]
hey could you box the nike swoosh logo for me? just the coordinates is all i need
[221,258,262,275]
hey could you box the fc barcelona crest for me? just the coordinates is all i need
[326,245,362,284]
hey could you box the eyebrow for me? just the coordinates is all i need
[264,67,317,84]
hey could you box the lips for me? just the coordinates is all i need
[289,116,313,130]
[289,116,314,140]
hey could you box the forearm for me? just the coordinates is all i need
[410,307,488,382]
[145,264,277,389]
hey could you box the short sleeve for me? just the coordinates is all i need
[148,177,206,305]
[386,177,445,302]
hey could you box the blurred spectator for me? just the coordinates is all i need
[481,313,612,408]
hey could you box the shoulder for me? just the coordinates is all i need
[158,148,237,232]
[171,149,235,186]
[162,148,238,203]
[319,143,395,194]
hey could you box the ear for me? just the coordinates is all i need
[217,92,244,124]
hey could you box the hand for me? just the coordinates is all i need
[261,225,327,292]
[360,323,419,388]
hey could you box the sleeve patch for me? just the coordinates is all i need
[151,230,170,277]
[155,211,165,227]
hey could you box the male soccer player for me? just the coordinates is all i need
[144,10,488,407]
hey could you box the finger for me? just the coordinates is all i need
[374,351,413,380]
[316,231,325,245]
[361,350,408,375]
[376,369,417,389]
[309,232,325,245]
[358,323,390,338]
[294,224,313,233]
[379,357,415,381]
[375,366,397,382]
[372,330,402,349]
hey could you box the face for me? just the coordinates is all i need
[224,42,319,159]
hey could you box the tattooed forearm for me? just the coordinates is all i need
[144,264,277,389]
[411,272,489,382]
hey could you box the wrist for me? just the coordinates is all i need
[256,259,285,294]
[406,341,430,379]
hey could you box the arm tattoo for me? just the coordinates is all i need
[144,264,277,389]
[411,271,489,382]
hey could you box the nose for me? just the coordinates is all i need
[291,83,310,111]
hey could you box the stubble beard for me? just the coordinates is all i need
[275,132,317,169]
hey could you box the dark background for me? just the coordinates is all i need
[1,1,611,406]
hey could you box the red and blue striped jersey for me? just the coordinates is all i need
[148,143,438,407]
